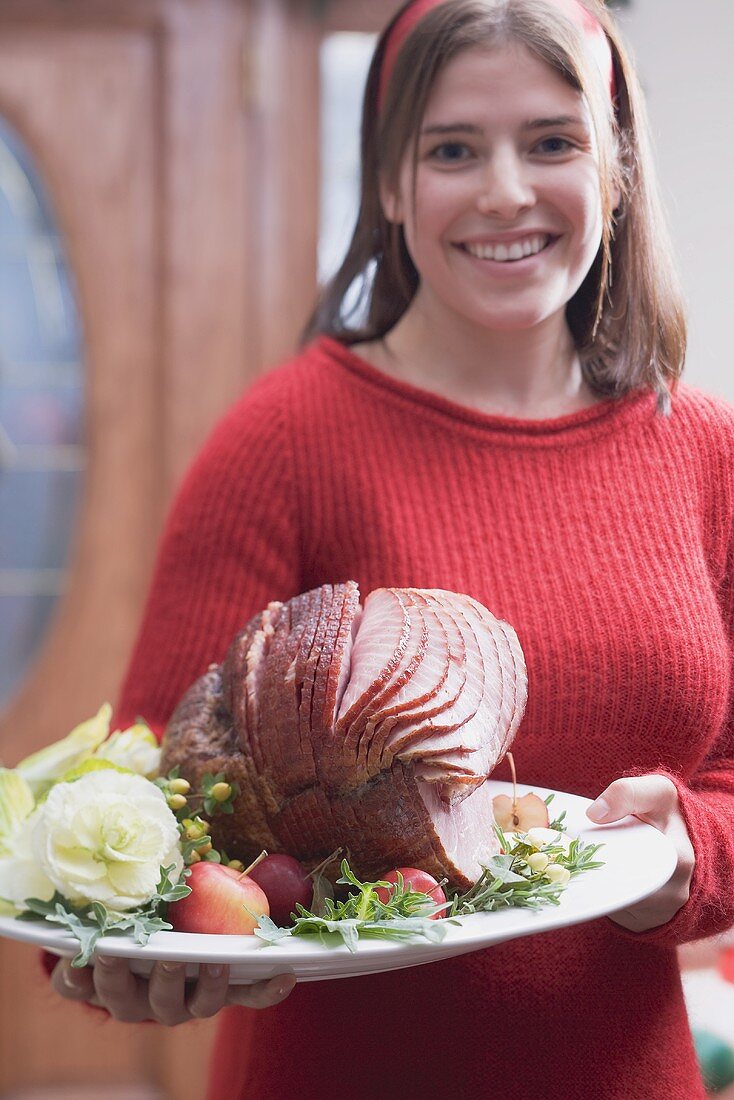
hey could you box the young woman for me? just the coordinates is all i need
[50,2,734,1097]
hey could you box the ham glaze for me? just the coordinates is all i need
[161,583,527,889]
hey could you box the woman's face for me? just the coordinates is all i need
[381,41,618,333]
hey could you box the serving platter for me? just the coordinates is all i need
[0,781,677,984]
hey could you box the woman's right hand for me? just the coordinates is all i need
[51,955,296,1025]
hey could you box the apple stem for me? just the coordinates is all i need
[507,751,518,817]
[240,850,268,880]
[307,847,344,880]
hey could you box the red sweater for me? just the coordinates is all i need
[114,335,734,1100]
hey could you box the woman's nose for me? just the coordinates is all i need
[475,154,535,220]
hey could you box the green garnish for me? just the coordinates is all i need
[16,864,190,967]
[255,827,605,951]
[254,860,452,952]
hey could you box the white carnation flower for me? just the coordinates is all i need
[32,771,183,912]
[0,806,56,913]
[95,724,161,780]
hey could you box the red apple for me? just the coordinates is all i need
[247,854,313,927]
[374,867,447,919]
[167,861,269,935]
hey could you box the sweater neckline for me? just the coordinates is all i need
[317,334,658,443]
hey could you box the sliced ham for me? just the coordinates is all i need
[335,588,411,734]
[162,582,527,889]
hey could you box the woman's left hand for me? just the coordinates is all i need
[585,774,696,932]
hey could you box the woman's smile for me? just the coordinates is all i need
[452,234,561,277]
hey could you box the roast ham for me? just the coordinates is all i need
[161,582,527,889]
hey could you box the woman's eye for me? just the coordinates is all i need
[428,142,472,163]
[535,136,574,155]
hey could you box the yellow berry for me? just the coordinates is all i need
[526,852,551,874]
[169,778,191,795]
[210,782,232,802]
[196,839,213,855]
[545,864,571,886]
[185,823,206,840]
[187,850,202,865]
[228,860,245,872]
[167,793,188,811]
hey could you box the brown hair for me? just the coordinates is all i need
[300,0,687,408]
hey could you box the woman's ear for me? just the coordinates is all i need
[379,172,404,225]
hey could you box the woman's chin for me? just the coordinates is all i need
[463,307,566,334]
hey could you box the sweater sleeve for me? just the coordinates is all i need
[606,414,734,949]
[113,370,303,738]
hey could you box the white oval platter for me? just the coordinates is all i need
[0,781,677,984]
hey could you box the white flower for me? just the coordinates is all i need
[95,724,161,780]
[32,771,183,912]
[0,768,35,857]
[0,806,56,914]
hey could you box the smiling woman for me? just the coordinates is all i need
[38,3,734,1100]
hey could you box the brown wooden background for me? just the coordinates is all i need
[0,1,396,1097]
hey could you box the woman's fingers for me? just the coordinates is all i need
[53,955,296,1022]
[147,961,192,1027]
[186,963,232,1019]
[93,955,150,1023]
[51,958,96,1003]
[226,973,297,1009]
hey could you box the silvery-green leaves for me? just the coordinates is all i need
[254,859,451,952]
[16,863,190,967]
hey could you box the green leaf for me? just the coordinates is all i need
[16,704,111,799]
[58,758,134,785]
[253,913,293,945]
[16,863,191,966]
[130,913,172,945]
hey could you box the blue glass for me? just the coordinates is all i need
[0,117,85,712]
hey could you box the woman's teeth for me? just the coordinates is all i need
[462,234,551,262]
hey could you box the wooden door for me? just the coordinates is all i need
[0,2,255,1096]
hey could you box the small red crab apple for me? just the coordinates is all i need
[247,854,314,927]
[374,868,447,919]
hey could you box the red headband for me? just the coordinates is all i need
[377,0,617,113]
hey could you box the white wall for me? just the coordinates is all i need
[616,1,734,404]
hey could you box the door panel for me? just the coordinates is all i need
[0,3,252,1094]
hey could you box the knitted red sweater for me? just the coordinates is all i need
[114,336,734,1099]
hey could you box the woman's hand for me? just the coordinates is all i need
[586,774,696,933]
[50,955,296,1025]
